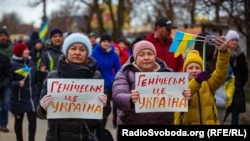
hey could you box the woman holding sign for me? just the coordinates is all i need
[37,33,111,141]
[112,40,191,127]
[174,36,230,125]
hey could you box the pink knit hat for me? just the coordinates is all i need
[133,40,156,59]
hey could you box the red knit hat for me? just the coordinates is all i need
[13,43,28,57]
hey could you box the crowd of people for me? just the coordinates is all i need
[0,16,249,141]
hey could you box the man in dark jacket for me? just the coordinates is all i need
[0,28,12,57]
[40,28,63,92]
[41,28,63,73]
[0,52,13,132]
[0,28,12,132]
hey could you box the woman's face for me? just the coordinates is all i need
[22,48,30,58]
[227,39,238,51]
[100,40,111,50]
[135,49,156,72]
[118,42,127,50]
[67,43,87,64]
[186,62,202,79]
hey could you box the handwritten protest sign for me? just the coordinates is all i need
[47,78,104,119]
[135,72,188,113]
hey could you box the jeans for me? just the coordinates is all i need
[0,88,10,127]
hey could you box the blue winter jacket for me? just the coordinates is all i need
[91,44,121,91]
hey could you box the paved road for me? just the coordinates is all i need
[0,112,117,141]
[1,103,250,141]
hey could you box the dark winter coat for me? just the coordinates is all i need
[10,55,39,114]
[41,44,63,72]
[229,52,249,113]
[30,40,46,93]
[37,55,111,141]
[112,56,173,125]
[0,52,13,100]
[26,31,39,50]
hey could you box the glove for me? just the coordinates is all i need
[40,94,52,111]
[195,72,209,84]
[99,94,107,106]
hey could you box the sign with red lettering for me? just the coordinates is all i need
[135,72,188,113]
[46,79,104,119]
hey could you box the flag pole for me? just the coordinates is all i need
[175,39,205,42]
[202,42,206,71]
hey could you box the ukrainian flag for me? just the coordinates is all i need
[15,66,31,77]
[169,30,196,57]
[39,20,49,41]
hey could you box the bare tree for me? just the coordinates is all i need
[201,0,250,61]
[104,0,130,40]
[0,13,23,34]
[27,0,48,27]
[79,0,105,35]
[79,0,132,40]
[49,1,83,32]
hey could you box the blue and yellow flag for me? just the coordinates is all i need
[39,20,49,41]
[169,30,196,57]
[15,66,31,77]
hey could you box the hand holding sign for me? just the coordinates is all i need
[40,94,52,111]
[182,88,191,100]
[99,94,107,106]
[131,90,139,103]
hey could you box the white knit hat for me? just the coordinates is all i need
[226,30,239,42]
[62,33,92,57]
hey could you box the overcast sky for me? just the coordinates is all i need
[0,0,60,28]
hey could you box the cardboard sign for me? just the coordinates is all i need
[135,72,189,113]
[46,79,104,119]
